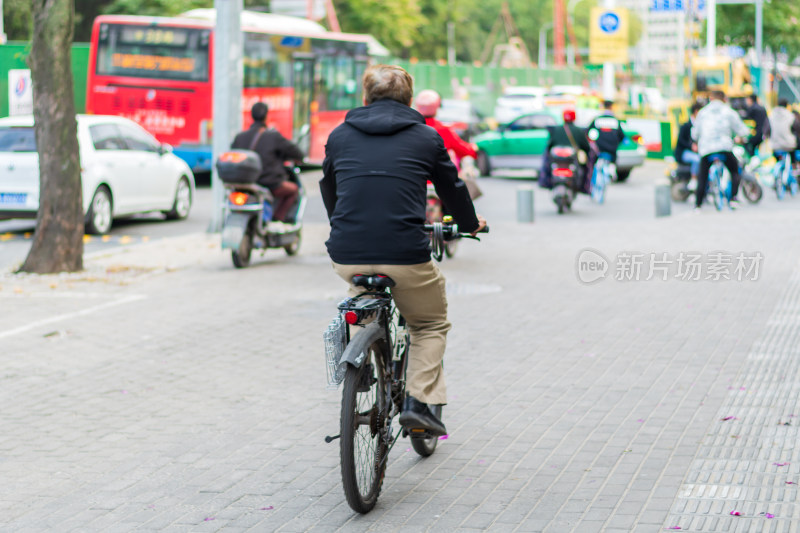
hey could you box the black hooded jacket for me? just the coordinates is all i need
[320,98,479,265]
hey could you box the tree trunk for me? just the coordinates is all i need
[19,0,84,273]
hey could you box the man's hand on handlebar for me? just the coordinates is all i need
[471,214,487,237]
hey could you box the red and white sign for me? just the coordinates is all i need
[8,70,33,116]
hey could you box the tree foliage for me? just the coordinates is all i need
[716,0,800,59]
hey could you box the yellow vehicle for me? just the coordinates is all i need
[690,55,754,113]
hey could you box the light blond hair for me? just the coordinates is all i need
[362,64,414,106]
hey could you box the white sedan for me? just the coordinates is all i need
[0,114,194,234]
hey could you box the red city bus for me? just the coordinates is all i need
[86,10,387,171]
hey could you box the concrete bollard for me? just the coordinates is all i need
[517,186,535,223]
[655,181,672,217]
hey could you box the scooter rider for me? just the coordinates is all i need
[674,102,703,182]
[321,64,487,437]
[540,108,591,191]
[231,102,304,222]
[691,90,750,209]
[414,89,477,167]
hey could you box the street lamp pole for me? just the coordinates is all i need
[209,0,243,233]
[602,0,615,101]
[539,22,553,68]
[0,0,6,44]
[710,0,766,106]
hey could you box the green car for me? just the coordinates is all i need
[474,109,647,182]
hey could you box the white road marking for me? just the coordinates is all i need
[0,294,146,339]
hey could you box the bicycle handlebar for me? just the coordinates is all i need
[424,221,488,262]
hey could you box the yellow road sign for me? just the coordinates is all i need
[589,8,629,64]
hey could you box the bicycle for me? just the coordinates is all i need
[590,152,614,204]
[705,154,731,211]
[323,221,487,513]
[772,150,799,200]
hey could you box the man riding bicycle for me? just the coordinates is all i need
[586,99,625,183]
[691,90,750,210]
[320,64,487,437]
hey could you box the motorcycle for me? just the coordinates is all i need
[549,146,582,214]
[668,145,762,204]
[216,150,306,268]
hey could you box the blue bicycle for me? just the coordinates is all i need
[772,150,799,200]
[706,154,732,211]
[591,152,613,204]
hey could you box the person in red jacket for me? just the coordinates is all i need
[414,90,477,169]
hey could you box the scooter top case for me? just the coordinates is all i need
[216,150,262,184]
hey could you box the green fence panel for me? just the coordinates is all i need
[0,42,90,117]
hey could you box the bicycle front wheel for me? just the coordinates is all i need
[340,342,388,513]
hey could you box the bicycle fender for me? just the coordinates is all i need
[340,322,386,369]
[221,213,253,249]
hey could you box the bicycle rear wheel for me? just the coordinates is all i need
[340,342,389,513]
[776,161,787,200]
[410,405,443,457]
[708,171,723,211]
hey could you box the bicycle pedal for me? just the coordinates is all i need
[408,428,435,439]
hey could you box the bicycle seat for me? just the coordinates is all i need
[598,152,614,161]
[774,150,790,158]
[352,274,396,291]
[708,154,726,162]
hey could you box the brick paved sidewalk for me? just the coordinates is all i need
[1,195,799,532]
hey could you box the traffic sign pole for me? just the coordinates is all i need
[603,0,615,101]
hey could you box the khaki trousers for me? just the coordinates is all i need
[332,261,450,405]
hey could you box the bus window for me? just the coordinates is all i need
[293,57,315,140]
[317,55,359,111]
[95,24,210,82]
[244,33,292,88]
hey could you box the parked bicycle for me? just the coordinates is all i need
[590,152,614,204]
[772,150,799,200]
[323,221,487,513]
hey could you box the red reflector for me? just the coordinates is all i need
[344,311,359,325]
[632,134,643,144]
[553,168,573,178]
[229,191,249,206]
[552,147,575,158]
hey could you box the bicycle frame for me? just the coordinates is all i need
[772,151,798,199]
[706,156,730,211]
[591,153,613,204]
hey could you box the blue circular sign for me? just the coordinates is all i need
[599,12,620,34]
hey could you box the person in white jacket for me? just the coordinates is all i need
[691,90,751,209]
[769,99,800,161]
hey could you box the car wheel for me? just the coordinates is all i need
[164,177,192,220]
[85,186,113,235]
[477,150,491,177]
[615,169,631,182]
